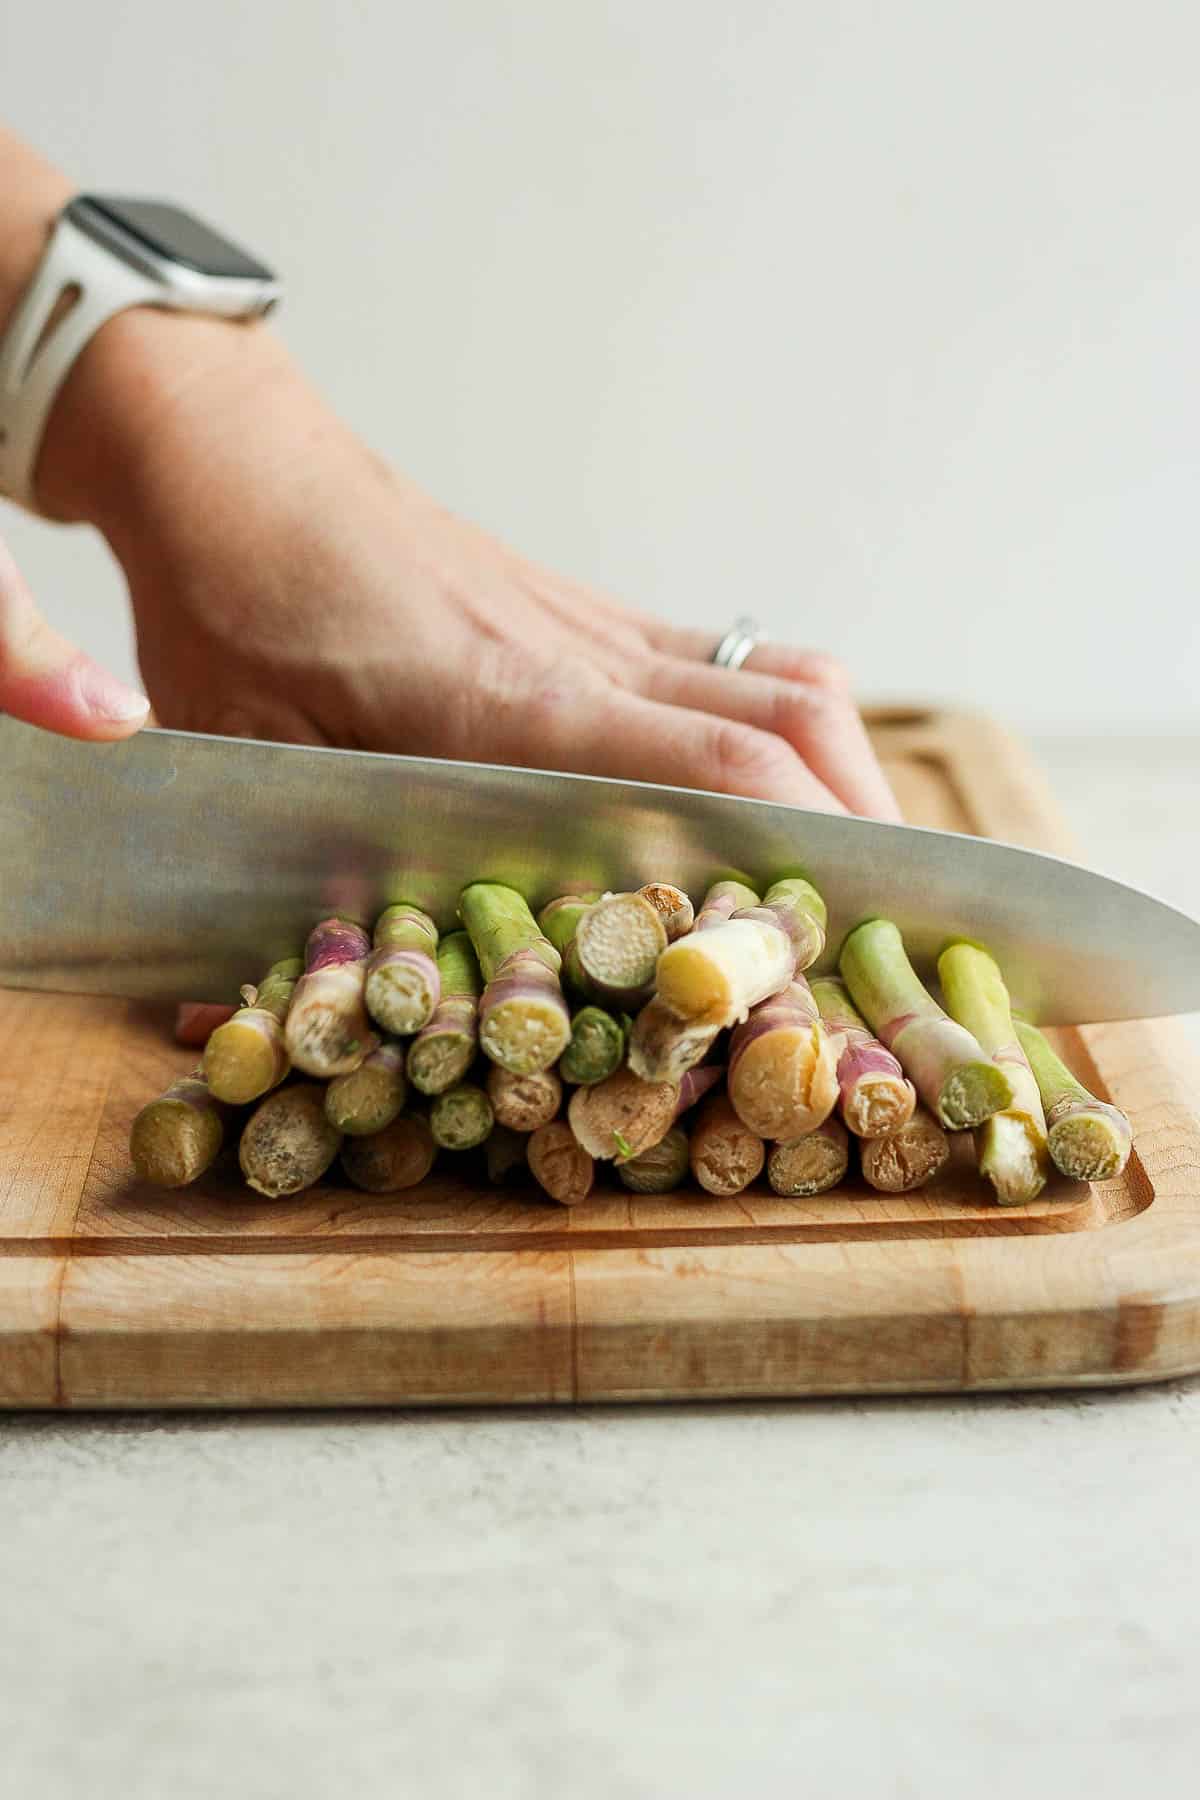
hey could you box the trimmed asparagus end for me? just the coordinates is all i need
[843,1073,917,1138]
[129,1071,225,1189]
[429,1083,495,1152]
[1048,1109,1131,1183]
[859,1108,950,1193]
[569,892,667,1005]
[527,1120,594,1205]
[567,1066,678,1162]
[478,949,572,1074]
[937,1060,1015,1131]
[977,1110,1050,1205]
[324,1041,408,1136]
[203,1010,289,1106]
[767,1117,850,1197]
[365,948,441,1036]
[689,1092,766,1196]
[560,1005,627,1085]
[286,918,376,1078]
[406,1010,477,1096]
[655,917,794,1027]
[727,981,839,1139]
[239,1085,342,1198]
[637,882,695,941]
[618,1125,690,1194]
[485,1065,563,1133]
[341,1115,437,1192]
[627,995,720,1084]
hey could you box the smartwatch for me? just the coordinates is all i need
[0,194,280,510]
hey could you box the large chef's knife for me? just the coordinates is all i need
[1,716,1197,1024]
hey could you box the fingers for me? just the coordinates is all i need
[0,532,149,739]
[641,653,902,821]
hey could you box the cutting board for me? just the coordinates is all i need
[3,708,1199,1409]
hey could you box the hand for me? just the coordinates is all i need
[41,310,900,818]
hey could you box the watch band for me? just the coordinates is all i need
[0,211,161,511]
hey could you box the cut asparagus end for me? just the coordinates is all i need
[570,892,667,1004]
[637,883,695,941]
[843,1073,917,1138]
[1048,1110,1131,1183]
[341,1115,437,1193]
[365,948,441,1035]
[689,1093,766,1196]
[430,1084,494,1152]
[627,995,720,1084]
[203,1011,289,1106]
[655,917,794,1027]
[324,1042,408,1136]
[485,1065,563,1133]
[618,1125,690,1194]
[129,1073,224,1189]
[406,1023,476,1096]
[936,1060,1014,1130]
[727,981,839,1139]
[527,1120,594,1205]
[239,1085,342,1198]
[859,1109,950,1193]
[767,1118,849,1197]
[286,922,377,1078]
[567,1066,679,1162]
[977,1110,1050,1205]
[479,989,572,1075]
[560,1005,626,1085]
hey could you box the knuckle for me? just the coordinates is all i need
[707,718,797,791]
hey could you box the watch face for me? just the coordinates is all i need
[67,195,275,282]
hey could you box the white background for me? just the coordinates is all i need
[2,0,1197,732]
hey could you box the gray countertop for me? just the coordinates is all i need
[3,736,1198,1800]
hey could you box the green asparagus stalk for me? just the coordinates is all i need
[859,1107,950,1193]
[726,977,840,1140]
[810,976,916,1138]
[537,892,601,956]
[239,1084,343,1198]
[286,918,378,1078]
[129,1068,226,1189]
[567,1064,679,1162]
[938,942,1050,1204]
[560,1005,627,1085]
[203,957,302,1105]
[429,1083,495,1152]
[485,1064,563,1132]
[637,882,695,942]
[364,904,440,1035]
[406,931,482,1095]
[840,920,1013,1129]
[324,1039,408,1136]
[527,1120,595,1205]
[341,1114,437,1192]
[654,876,826,1029]
[459,883,572,1074]
[689,1090,766,1196]
[1014,1020,1133,1183]
[484,1124,529,1185]
[618,1125,690,1194]
[767,1117,850,1197]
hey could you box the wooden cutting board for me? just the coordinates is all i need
[3,708,1199,1408]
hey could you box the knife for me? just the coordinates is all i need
[1,716,1197,1024]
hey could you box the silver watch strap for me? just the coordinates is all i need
[0,213,160,511]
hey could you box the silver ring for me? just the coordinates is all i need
[711,615,764,671]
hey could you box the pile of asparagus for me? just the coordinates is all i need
[129,878,1132,1207]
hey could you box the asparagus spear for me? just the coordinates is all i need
[429,1083,495,1151]
[627,995,721,1085]
[341,1114,437,1193]
[485,1064,563,1132]
[324,1039,408,1136]
[654,876,826,1029]
[727,977,840,1140]
[567,1065,679,1162]
[560,1005,627,1085]
[527,1120,595,1205]
[618,1125,690,1194]
[565,892,667,1007]
[767,1117,850,1197]
[938,942,1050,1205]
[239,1084,342,1198]
[364,904,440,1036]
[840,920,1013,1130]
[689,1091,766,1196]
[637,882,695,941]
[1014,1020,1133,1183]
[129,1068,226,1189]
[859,1107,950,1193]
[484,1124,529,1185]
[285,918,378,1078]
[202,957,302,1105]
[810,976,916,1138]
[459,883,572,1074]
[537,892,600,957]
[675,1065,724,1117]
[406,931,482,1095]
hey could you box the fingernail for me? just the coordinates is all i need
[77,662,151,723]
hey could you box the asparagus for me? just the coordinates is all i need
[527,1120,595,1205]
[484,1124,528,1185]
[938,942,1050,1205]
[768,1117,850,1197]
[203,957,302,1105]
[485,1064,563,1132]
[810,975,917,1138]
[689,1091,766,1196]
[859,1107,951,1193]
[675,1064,724,1118]
[285,918,377,1078]
[654,876,826,1029]
[840,920,1013,1130]
[406,931,482,1095]
[565,892,667,1007]
[627,995,721,1085]
[341,1114,437,1193]
[129,1068,226,1189]
[1014,1019,1133,1183]
[637,882,695,942]
[364,904,440,1035]
[560,1005,627,1085]
[324,1039,408,1136]
[618,1125,690,1194]
[429,1083,495,1151]
[459,883,572,1074]
[727,978,840,1140]
[239,1084,342,1198]
[537,892,600,956]
[567,1065,679,1162]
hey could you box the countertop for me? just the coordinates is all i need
[3,735,1197,1800]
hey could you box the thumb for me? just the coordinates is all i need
[0,530,149,739]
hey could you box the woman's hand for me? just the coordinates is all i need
[33,308,900,818]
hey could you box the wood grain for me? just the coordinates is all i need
[1,706,1198,1406]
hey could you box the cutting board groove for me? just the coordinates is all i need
[3,707,1199,1407]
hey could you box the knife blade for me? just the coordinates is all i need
[1,716,1197,1024]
